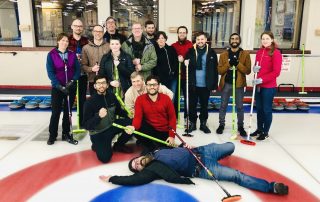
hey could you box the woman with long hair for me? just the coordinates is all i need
[251,31,282,140]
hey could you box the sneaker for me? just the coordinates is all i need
[200,121,211,134]
[273,182,289,195]
[216,125,224,134]
[113,144,134,153]
[256,132,269,140]
[250,129,262,137]
[238,127,247,137]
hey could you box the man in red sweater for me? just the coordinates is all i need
[171,26,193,125]
[126,75,176,153]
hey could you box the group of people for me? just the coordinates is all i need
[45,16,286,196]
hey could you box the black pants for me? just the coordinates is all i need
[78,75,88,127]
[189,86,210,123]
[136,121,170,153]
[49,86,76,139]
[89,82,95,96]
[90,118,132,163]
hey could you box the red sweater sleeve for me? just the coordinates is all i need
[166,97,177,138]
[132,96,143,130]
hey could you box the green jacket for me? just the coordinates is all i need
[121,35,157,80]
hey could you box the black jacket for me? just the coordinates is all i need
[83,91,127,134]
[109,160,195,186]
[154,44,179,84]
[186,45,219,90]
[99,50,134,93]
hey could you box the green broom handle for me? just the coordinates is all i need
[112,123,177,147]
[115,93,133,117]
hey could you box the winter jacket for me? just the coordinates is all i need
[99,50,134,93]
[154,43,179,84]
[121,35,157,80]
[185,44,219,90]
[255,47,282,88]
[46,48,80,88]
[109,160,195,186]
[81,40,110,82]
[218,49,251,88]
[83,91,127,135]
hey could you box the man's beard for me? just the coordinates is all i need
[147,90,158,96]
[178,37,187,43]
[147,32,154,37]
[230,42,240,48]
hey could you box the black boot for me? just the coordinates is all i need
[257,132,269,140]
[250,129,262,137]
[273,182,289,195]
[238,127,247,137]
[47,136,56,145]
[216,125,224,134]
[185,121,196,133]
[200,120,211,134]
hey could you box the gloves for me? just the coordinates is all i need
[57,85,69,95]
[229,57,239,67]
[253,65,261,73]
[252,78,263,85]
[66,80,75,90]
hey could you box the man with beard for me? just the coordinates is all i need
[122,23,157,80]
[126,75,176,154]
[83,75,133,163]
[103,16,127,44]
[216,33,251,136]
[144,20,156,44]
[171,26,193,125]
[68,19,88,128]
[185,32,218,134]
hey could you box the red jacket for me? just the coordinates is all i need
[133,93,176,137]
[172,40,193,80]
[255,47,282,88]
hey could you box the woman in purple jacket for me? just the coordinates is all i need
[46,33,80,145]
[251,31,282,140]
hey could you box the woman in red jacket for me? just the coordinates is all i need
[251,31,282,140]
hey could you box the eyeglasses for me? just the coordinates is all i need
[146,83,159,87]
[95,81,107,86]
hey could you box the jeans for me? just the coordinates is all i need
[90,118,132,163]
[196,142,274,193]
[255,87,276,133]
[218,83,245,127]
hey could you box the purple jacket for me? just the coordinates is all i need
[46,48,80,87]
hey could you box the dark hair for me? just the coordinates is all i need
[177,26,188,34]
[92,24,104,31]
[106,16,116,24]
[128,157,139,173]
[110,37,121,42]
[145,75,160,84]
[194,31,207,39]
[145,20,155,27]
[260,31,276,56]
[94,75,108,84]
[229,33,241,45]
[57,32,69,42]
[154,31,168,41]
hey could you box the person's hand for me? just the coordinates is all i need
[252,78,263,85]
[253,65,261,73]
[178,55,184,63]
[229,57,239,67]
[184,59,190,67]
[110,80,120,88]
[135,64,142,71]
[99,108,107,118]
[92,64,100,73]
[183,143,195,149]
[57,85,69,95]
[166,137,175,147]
[114,59,120,67]
[99,175,112,183]
[125,125,135,134]
[66,80,75,90]
[133,58,140,65]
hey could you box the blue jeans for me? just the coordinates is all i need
[255,87,276,133]
[196,142,274,193]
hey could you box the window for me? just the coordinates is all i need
[111,0,159,36]
[0,0,21,46]
[192,0,241,48]
[33,0,98,46]
[254,0,304,49]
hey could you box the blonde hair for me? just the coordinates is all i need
[130,71,144,80]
